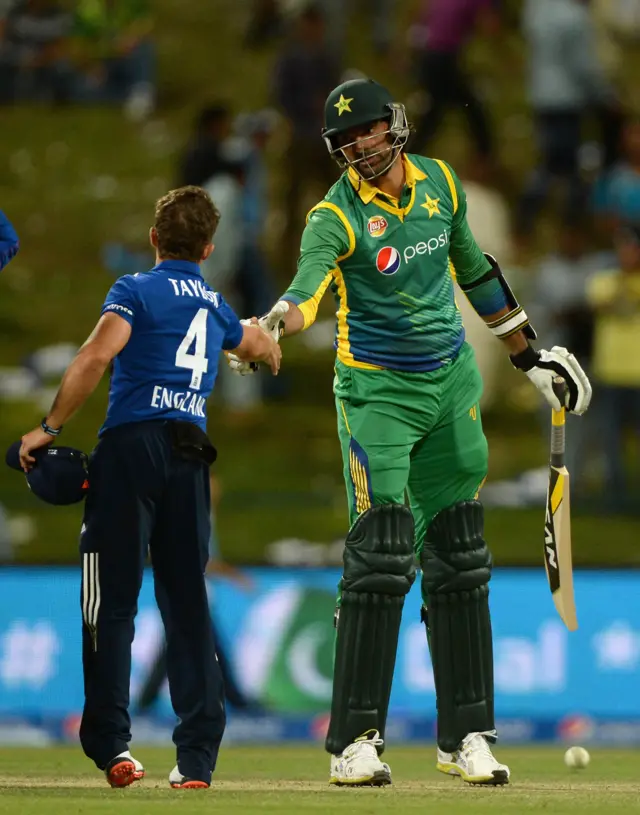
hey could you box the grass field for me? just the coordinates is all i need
[1,745,640,814]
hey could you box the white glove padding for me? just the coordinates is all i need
[258,300,289,341]
[225,302,290,376]
[512,345,592,414]
[225,317,258,375]
[225,349,256,376]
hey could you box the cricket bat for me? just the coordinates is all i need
[543,377,578,631]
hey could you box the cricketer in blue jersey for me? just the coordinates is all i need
[18,188,280,466]
[99,263,240,434]
[16,186,282,790]
[0,210,19,271]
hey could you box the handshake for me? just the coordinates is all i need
[226,301,289,376]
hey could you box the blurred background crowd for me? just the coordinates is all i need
[0,0,639,568]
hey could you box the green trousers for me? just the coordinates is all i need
[334,342,488,553]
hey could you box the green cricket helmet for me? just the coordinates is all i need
[322,78,410,179]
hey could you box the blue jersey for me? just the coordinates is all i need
[0,210,19,271]
[100,259,243,435]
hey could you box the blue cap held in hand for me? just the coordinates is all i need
[5,442,89,505]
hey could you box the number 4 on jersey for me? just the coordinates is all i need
[176,308,208,390]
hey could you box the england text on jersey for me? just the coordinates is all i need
[150,386,206,418]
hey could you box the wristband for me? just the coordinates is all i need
[487,307,531,339]
[510,345,540,372]
[41,418,62,436]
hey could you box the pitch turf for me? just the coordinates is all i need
[1,746,640,814]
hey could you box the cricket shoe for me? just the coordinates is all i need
[169,765,210,789]
[437,732,510,785]
[105,751,145,788]
[329,729,392,787]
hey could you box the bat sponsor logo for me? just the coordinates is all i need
[544,496,561,593]
[544,506,558,571]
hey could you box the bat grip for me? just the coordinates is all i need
[550,377,567,461]
[550,423,565,459]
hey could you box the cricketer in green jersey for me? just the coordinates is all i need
[228,78,592,787]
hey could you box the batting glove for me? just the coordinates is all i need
[511,345,592,414]
[226,301,289,375]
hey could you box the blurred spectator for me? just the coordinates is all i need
[71,0,155,118]
[592,0,640,87]
[245,0,283,48]
[246,0,396,61]
[200,156,263,415]
[592,118,640,234]
[461,158,514,263]
[234,110,277,319]
[408,0,499,161]
[532,220,611,359]
[0,0,72,105]
[101,241,152,278]
[272,4,339,267]
[456,158,514,409]
[587,225,640,513]
[192,111,280,413]
[323,0,396,61]
[516,0,617,238]
[234,110,285,403]
[178,104,233,188]
[200,160,245,297]
[590,0,638,169]
[530,219,613,494]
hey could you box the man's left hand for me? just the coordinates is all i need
[19,427,54,471]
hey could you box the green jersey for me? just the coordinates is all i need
[282,153,490,372]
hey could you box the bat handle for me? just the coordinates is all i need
[550,377,567,461]
[551,376,568,412]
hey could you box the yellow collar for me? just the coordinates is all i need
[347,154,427,205]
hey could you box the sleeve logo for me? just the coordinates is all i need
[104,303,133,317]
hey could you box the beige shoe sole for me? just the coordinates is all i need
[436,760,509,786]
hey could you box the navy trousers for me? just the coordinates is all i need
[78,420,225,784]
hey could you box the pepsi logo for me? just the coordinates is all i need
[376,246,401,275]
[367,215,388,238]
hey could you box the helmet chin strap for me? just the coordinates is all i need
[333,125,407,180]
[351,144,403,182]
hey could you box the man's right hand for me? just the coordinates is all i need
[228,322,281,376]
[262,334,282,375]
